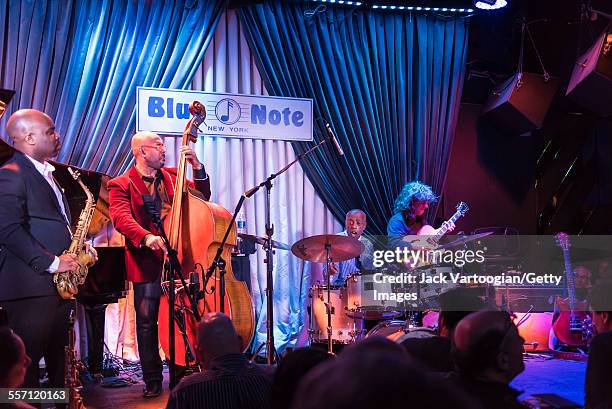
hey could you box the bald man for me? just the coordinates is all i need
[166,313,271,409]
[324,209,374,286]
[108,130,210,397]
[0,109,81,390]
[449,310,527,409]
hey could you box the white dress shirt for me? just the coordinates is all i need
[24,154,70,273]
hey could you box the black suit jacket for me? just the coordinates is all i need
[585,331,612,409]
[0,151,72,301]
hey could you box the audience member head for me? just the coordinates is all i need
[270,347,332,409]
[596,260,612,283]
[589,280,612,334]
[291,336,473,409]
[131,131,166,171]
[345,209,367,239]
[437,288,490,338]
[393,180,438,219]
[453,310,525,384]
[573,265,592,289]
[196,312,242,368]
[6,109,60,162]
[0,327,31,388]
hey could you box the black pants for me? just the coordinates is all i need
[0,295,72,389]
[83,304,107,374]
[133,280,163,383]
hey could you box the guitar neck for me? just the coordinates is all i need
[562,247,577,312]
[431,210,462,244]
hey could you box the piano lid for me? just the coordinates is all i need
[0,89,15,121]
[0,138,119,244]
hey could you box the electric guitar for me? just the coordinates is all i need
[404,201,469,249]
[552,233,594,347]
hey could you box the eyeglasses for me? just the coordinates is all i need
[140,143,166,151]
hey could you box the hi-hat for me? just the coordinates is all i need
[291,234,364,263]
[239,233,290,251]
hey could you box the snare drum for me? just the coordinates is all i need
[417,266,457,308]
[309,285,364,344]
[365,320,437,343]
[346,272,401,319]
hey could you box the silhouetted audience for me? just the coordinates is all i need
[401,287,489,371]
[0,327,35,408]
[585,280,612,409]
[291,336,476,409]
[270,347,332,409]
[165,312,271,409]
[449,310,528,409]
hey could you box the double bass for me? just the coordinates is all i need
[158,101,254,366]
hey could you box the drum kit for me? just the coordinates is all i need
[241,231,492,351]
[291,232,493,351]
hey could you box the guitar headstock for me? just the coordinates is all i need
[456,202,469,215]
[555,232,571,251]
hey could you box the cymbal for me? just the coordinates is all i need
[437,231,493,250]
[291,234,364,263]
[238,233,291,251]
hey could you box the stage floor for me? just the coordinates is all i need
[80,354,586,409]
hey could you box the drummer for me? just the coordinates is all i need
[324,209,374,286]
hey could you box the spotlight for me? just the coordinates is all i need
[474,0,507,10]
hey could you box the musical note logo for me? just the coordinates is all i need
[215,98,241,125]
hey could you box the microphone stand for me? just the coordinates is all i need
[204,136,333,365]
[142,197,200,389]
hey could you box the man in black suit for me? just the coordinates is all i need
[0,109,81,389]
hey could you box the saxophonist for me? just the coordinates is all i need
[0,109,96,390]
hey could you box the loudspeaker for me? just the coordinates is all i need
[481,72,559,135]
[566,31,612,117]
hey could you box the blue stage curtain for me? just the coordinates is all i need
[238,4,468,233]
[0,0,226,174]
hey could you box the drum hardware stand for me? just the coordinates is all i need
[324,242,335,355]
[204,137,333,365]
[142,196,200,389]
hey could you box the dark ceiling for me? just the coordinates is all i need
[465,0,612,102]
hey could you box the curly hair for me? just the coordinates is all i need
[392,181,438,215]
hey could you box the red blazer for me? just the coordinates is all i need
[108,166,211,283]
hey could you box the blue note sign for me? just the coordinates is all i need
[137,87,313,141]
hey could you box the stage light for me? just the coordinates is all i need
[474,0,507,10]
[310,0,364,5]
[309,1,474,13]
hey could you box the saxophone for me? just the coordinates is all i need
[65,307,83,409]
[54,167,97,299]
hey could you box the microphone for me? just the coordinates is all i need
[325,123,344,156]
[189,271,202,300]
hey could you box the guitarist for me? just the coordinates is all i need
[387,180,454,249]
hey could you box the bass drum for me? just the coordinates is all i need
[309,285,364,344]
[365,320,437,343]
